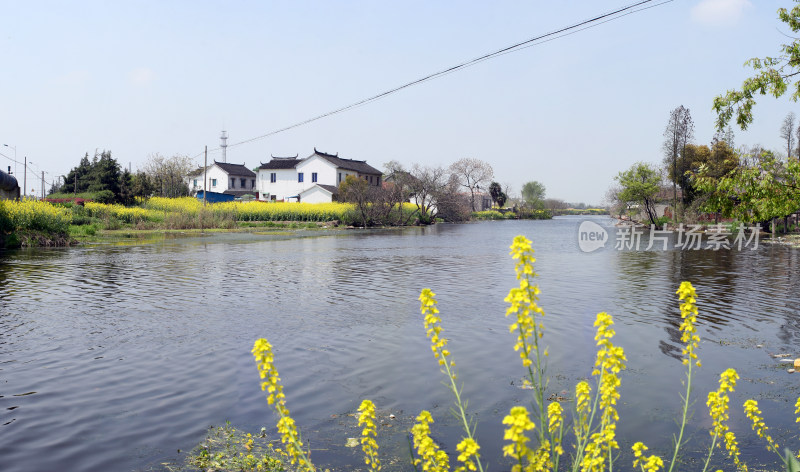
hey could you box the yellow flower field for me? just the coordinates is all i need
[0,198,72,234]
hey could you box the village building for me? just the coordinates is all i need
[186,161,257,199]
[256,149,382,203]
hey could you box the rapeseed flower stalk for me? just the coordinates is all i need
[702,368,745,472]
[502,406,535,472]
[505,235,550,443]
[743,399,782,460]
[576,312,626,472]
[252,338,314,471]
[419,289,484,472]
[357,399,381,472]
[667,281,701,472]
[411,411,450,472]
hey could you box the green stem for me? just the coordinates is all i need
[571,370,606,472]
[667,364,693,472]
[700,431,719,472]
[439,348,485,472]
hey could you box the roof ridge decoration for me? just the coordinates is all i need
[313,147,338,157]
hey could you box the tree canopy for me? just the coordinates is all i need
[615,162,661,226]
[714,3,800,130]
[449,158,493,212]
[520,181,546,208]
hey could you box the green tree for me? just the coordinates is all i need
[714,3,800,129]
[615,162,661,226]
[521,181,546,208]
[694,152,800,224]
[488,182,502,207]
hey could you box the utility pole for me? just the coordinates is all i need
[203,146,208,207]
[41,171,44,199]
[23,156,27,198]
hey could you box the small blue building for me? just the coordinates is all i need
[195,190,236,203]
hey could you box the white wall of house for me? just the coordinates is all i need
[296,157,338,187]
[299,185,334,203]
[187,166,229,193]
[257,168,302,201]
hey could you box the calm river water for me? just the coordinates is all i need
[2,217,800,472]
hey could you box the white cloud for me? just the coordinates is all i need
[130,67,155,86]
[691,0,753,26]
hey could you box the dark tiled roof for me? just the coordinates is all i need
[316,184,339,195]
[310,148,381,175]
[214,161,256,177]
[259,158,302,170]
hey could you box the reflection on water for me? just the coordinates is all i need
[1,218,800,471]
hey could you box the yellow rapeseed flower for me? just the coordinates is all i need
[502,406,534,469]
[252,338,313,471]
[632,442,664,472]
[357,399,380,472]
[547,402,564,456]
[743,399,780,455]
[411,411,450,472]
[676,282,701,367]
[455,438,480,472]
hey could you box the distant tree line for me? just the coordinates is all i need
[52,152,193,204]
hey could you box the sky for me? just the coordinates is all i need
[0,0,796,204]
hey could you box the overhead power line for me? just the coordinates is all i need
[192,0,672,161]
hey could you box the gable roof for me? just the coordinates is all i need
[309,148,382,175]
[214,161,256,177]
[259,157,302,170]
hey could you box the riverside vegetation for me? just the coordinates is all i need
[0,197,427,247]
[242,236,800,472]
[0,196,565,248]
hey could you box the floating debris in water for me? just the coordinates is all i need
[772,353,792,358]
[788,369,796,374]
[780,359,795,363]
[345,437,359,448]
[389,414,396,419]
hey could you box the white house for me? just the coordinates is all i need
[187,161,257,198]
[256,149,382,202]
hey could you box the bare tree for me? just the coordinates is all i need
[143,153,194,198]
[663,106,694,221]
[781,111,796,158]
[449,158,494,212]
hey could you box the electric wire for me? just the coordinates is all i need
[190,0,672,162]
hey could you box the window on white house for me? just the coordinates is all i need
[251,179,255,188]
[298,172,304,183]
[211,179,217,187]
[240,178,246,187]
[270,173,276,183]
[312,172,317,183]
[231,178,235,188]
[338,172,342,183]
[193,179,197,187]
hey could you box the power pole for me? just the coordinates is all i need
[41,171,45,199]
[23,156,27,198]
[203,145,208,207]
